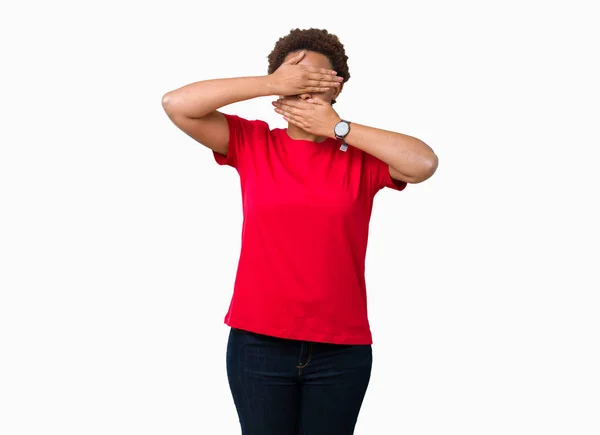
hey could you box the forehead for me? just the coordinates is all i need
[285,50,332,69]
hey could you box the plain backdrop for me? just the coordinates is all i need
[1,1,599,434]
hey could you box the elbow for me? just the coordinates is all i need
[425,152,439,178]
[161,91,187,118]
[161,92,175,113]
[410,151,439,184]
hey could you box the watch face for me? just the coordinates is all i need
[335,121,350,137]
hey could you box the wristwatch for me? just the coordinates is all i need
[334,120,351,152]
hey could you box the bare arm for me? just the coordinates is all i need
[161,76,273,155]
[341,123,438,184]
[272,98,438,184]
[161,51,342,156]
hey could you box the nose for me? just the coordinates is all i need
[298,93,312,100]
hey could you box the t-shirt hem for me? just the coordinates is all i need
[224,319,373,345]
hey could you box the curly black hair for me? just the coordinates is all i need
[267,28,350,104]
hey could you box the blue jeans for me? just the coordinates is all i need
[226,327,373,435]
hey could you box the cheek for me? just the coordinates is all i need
[316,88,335,102]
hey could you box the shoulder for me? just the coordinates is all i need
[222,113,270,133]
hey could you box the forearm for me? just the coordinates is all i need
[342,123,438,183]
[162,76,274,118]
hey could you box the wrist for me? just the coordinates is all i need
[262,75,280,97]
[327,117,342,139]
[332,118,351,141]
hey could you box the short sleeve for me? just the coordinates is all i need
[213,113,267,169]
[365,152,408,193]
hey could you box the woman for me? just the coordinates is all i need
[162,28,438,435]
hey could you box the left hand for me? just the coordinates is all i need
[272,98,341,138]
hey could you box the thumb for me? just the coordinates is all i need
[284,50,305,65]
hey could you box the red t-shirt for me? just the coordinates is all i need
[213,113,406,345]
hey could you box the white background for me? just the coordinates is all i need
[1,0,599,434]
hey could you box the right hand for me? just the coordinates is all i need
[267,51,343,96]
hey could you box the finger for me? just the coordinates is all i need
[305,66,338,76]
[278,100,315,112]
[274,107,300,123]
[306,79,341,89]
[274,104,304,121]
[274,99,306,109]
[273,101,303,115]
[307,73,344,83]
[304,87,333,93]
[283,114,308,130]
[284,50,305,65]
